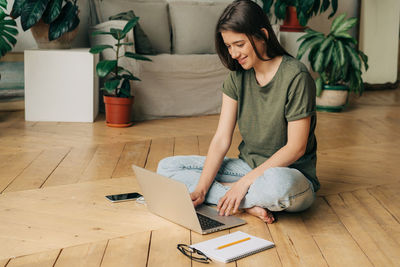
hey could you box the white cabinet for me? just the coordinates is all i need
[25,49,99,122]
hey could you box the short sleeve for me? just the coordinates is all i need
[285,72,316,121]
[221,71,238,100]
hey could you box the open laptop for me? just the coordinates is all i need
[132,165,246,234]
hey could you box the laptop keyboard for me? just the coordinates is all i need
[196,213,225,230]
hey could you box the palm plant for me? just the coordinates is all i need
[10,0,79,41]
[0,0,18,58]
[89,17,151,98]
[260,0,338,26]
[297,13,368,96]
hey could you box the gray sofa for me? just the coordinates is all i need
[89,0,279,121]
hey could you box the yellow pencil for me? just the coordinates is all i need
[216,237,251,250]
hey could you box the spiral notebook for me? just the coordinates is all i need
[190,231,275,263]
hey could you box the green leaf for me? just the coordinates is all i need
[333,17,357,35]
[315,77,323,97]
[358,50,369,71]
[110,28,125,40]
[262,0,274,14]
[0,16,18,57]
[89,44,113,54]
[124,52,152,61]
[48,2,79,41]
[20,0,50,31]
[336,40,346,66]
[43,0,62,24]
[91,30,114,36]
[10,0,26,19]
[319,36,333,52]
[104,79,120,92]
[345,45,361,70]
[117,42,134,46]
[0,0,6,9]
[122,74,140,81]
[329,0,338,18]
[96,60,117,78]
[296,35,324,60]
[323,42,334,70]
[320,0,330,13]
[312,0,321,15]
[274,1,287,20]
[334,31,357,44]
[314,49,325,72]
[122,16,139,35]
[119,79,131,97]
[298,10,308,27]
[297,31,324,43]
[330,13,346,33]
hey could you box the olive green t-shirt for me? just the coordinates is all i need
[221,55,320,191]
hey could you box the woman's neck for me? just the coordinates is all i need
[253,56,283,86]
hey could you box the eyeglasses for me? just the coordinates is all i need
[177,244,212,264]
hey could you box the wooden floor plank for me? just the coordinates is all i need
[54,240,107,267]
[236,214,282,267]
[0,151,41,193]
[301,197,373,267]
[268,212,327,267]
[147,227,191,267]
[368,184,400,222]
[112,140,151,178]
[42,145,98,187]
[0,259,9,267]
[78,143,125,182]
[356,188,400,244]
[101,231,150,267]
[198,134,213,156]
[3,148,70,193]
[174,136,199,155]
[326,192,400,266]
[145,137,174,172]
[6,249,60,267]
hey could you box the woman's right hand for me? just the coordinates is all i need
[190,190,206,207]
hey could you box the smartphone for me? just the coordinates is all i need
[105,192,143,203]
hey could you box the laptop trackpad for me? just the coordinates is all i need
[196,205,246,225]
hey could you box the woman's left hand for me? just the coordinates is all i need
[217,179,250,216]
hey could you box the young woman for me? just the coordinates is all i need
[157,0,319,223]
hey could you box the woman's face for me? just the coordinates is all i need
[221,30,266,70]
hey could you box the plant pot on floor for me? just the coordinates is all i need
[30,19,79,49]
[316,85,349,112]
[103,95,134,127]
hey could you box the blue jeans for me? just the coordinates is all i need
[157,155,315,212]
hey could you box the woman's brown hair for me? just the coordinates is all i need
[215,0,290,71]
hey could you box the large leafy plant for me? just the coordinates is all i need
[89,17,151,98]
[0,0,18,57]
[10,0,79,41]
[260,0,338,26]
[297,14,368,96]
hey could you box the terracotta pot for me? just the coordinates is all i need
[103,95,134,127]
[30,19,79,49]
[280,6,305,32]
[316,85,349,112]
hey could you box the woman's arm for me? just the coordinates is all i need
[217,116,311,215]
[191,93,238,206]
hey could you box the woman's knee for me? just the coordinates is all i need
[156,155,205,176]
[246,167,314,211]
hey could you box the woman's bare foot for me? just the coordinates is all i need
[245,206,275,224]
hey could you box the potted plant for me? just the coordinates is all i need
[89,17,151,127]
[260,0,338,31]
[0,0,18,59]
[10,0,79,49]
[297,13,368,112]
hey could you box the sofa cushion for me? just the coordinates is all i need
[168,0,231,54]
[93,0,171,53]
[129,54,229,120]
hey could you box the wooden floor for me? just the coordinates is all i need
[0,87,400,266]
